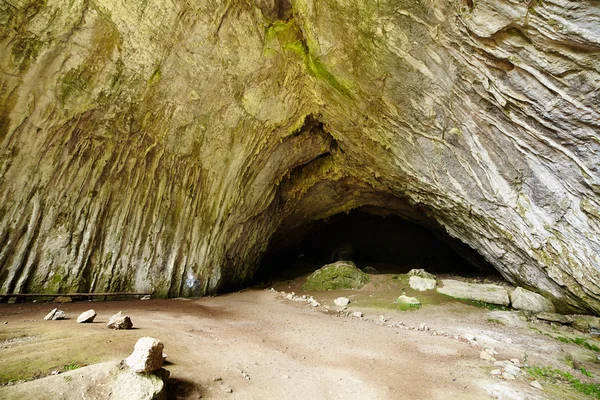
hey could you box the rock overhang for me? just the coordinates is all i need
[0,0,598,314]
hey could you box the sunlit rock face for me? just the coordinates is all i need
[1,0,599,313]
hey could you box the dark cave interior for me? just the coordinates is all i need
[254,209,502,284]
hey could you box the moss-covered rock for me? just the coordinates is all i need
[303,261,370,292]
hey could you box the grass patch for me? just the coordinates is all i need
[555,336,600,352]
[63,363,84,371]
[486,318,505,325]
[526,365,600,399]
[455,298,509,311]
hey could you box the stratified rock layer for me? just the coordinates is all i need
[1,0,599,313]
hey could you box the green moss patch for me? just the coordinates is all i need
[526,365,600,399]
[303,262,370,291]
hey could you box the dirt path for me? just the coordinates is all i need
[0,284,598,399]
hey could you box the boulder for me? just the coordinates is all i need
[409,276,436,291]
[334,297,350,307]
[76,310,97,323]
[44,308,66,321]
[111,366,169,400]
[437,280,510,306]
[536,312,573,325]
[0,360,169,400]
[107,311,133,330]
[407,269,436,280]
[125,337,165,373]
[302,261,369,291]
[572,315,600,334]
[510,287,555,313]
[396,295,421,306]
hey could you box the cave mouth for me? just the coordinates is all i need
[254,208,503,284]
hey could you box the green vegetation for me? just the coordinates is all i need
[580,367,593,378]
[303,262,369,291]
[526,365,600,399]
[486,318,505,325]
[454,298,510,311]
[555,336,600,352]
[63,363,83,371]
[63,375,73,382]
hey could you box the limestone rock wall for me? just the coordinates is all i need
[1,0,599,313]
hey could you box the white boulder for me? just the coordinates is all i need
[125,337,165,373]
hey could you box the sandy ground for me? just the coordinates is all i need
[0,275,599,399]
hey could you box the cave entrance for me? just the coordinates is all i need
[254,208,501,284]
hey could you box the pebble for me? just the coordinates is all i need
[484,348,497,356]
[510,358,521,367]
[490,369,502,376]
[334,297,350,307]
[480,350,496,362]
[352,312,363,318]
[463,334,475,341]
[530,380,543,390]
[502,372,515,380]
[419,323,428,331]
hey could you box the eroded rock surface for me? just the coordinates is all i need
[0,0,599,314]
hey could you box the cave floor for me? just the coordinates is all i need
[1,274,599,400]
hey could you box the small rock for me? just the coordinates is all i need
[419,323,428,331]
[226,388,233,393]
[502,372,515,380]
[509,358,521,367]
[503,364,521,376]
[530,380,543,390]
[44,308,66,321]
[53,296,73,303]
[334,297,350,307]
[463,334,476,342]
[140,295,151,300]
[4,321,7,324]
[125,337,165,373]
[484,348,497,356]
[480,350,496,362]
[490,369,502,376]
[352,311,363,318]
[396,295,421,306]
[76,309,97,323]
[107,311,133,330]
[380,315,390,323]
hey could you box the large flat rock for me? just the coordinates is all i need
[437,280,510,306]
